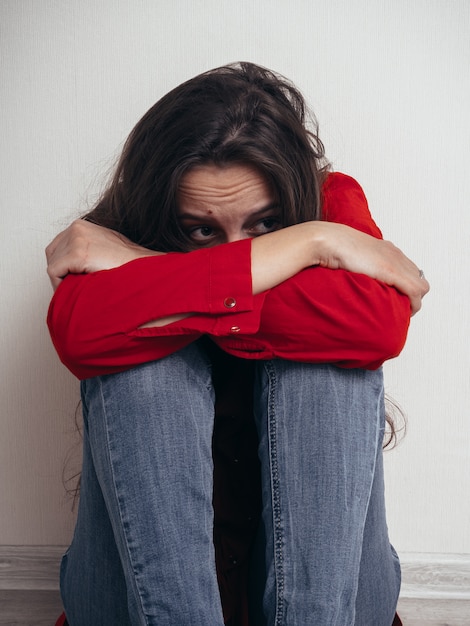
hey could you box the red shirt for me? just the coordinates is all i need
[47,173,410,379]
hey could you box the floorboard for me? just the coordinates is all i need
[1,591,469,625]
[397,597,470,626]
[0,590,63,626]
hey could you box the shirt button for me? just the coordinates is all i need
[230,326,240,334]
[224,297,236,309]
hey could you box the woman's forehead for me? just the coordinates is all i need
[177,163,274,212]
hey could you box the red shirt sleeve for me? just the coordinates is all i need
[214,173,411,369]
[47,239,264,379]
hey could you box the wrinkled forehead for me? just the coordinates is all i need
[177,163,275,211]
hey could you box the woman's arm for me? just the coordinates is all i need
[46,209,427,313]
[47,238,261,379]
[46,174,428,378]
[250,219,425,313]
[220,173,425,369]
[216,266,411,369]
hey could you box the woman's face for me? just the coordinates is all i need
[177,163,282,247]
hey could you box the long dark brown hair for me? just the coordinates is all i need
[85,62,328,249]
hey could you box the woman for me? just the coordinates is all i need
[47,63,428,626]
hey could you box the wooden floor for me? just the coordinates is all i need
[397,597,470,625]
[0,591,469,626]
[0,589,63,626]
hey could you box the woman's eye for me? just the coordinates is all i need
[251,217,281,235]
[188,226,215,241]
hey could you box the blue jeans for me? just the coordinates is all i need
[60,342,400,625]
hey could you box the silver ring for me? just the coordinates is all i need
[418,269,425,280]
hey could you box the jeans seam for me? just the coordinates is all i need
[98,377,148,626]
[265,361,285,626]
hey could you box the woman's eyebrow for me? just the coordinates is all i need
[250,203,281,216]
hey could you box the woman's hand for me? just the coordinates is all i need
[311,222,430,314]
[46,220,162,290]
[250,221,429,315]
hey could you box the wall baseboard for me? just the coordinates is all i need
[1,546,469,600]
[399,552,470,600]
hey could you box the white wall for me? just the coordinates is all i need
[1,0,469,557]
